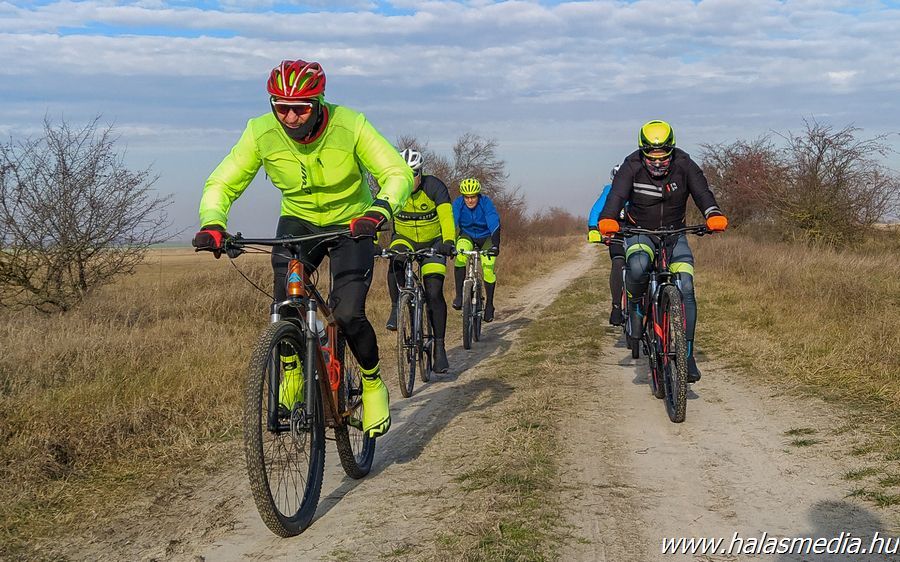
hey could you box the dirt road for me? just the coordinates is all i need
[69,246,898,561]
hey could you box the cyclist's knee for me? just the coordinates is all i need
[455,238,474,267]
[423,275,444,305]
[675,271,695,303]
[482,260,496,284]
[332,302,367,335]
[625,252,651,285]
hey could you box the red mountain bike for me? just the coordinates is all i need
[619,225,709,423]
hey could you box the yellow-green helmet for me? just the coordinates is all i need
[638,120,675,157]
[459,178,481,195]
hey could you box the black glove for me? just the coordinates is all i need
[485,246,499,257]
[437,241,456,256]
[192,225,230,259]
[349,201,390,238]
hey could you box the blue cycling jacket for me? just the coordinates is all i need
[588,184,613,229]
[588,183,627,228]
[453,194,501,239]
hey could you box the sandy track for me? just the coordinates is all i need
[560,326,900,561]
[67,245,899,562]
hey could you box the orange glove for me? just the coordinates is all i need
[706,215,728,232]
[598,218,620,236]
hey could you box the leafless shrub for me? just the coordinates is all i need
[775,120,899,245]
[0,117,172,313]
[700,119,900,246]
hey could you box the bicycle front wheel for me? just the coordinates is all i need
[473,280,483,342]
[333,333,376,479]
[419,297,432,382]
[660,285,688,423]
[243,320,325,537]
[397,292,416,398]
[462,279,474,350]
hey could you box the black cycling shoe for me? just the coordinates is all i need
[609,306,624,326]
[483,303,495,323]
[385,304,398,331]
[432,338,449,373]
[451,295,462,310]
[687,356,701,383]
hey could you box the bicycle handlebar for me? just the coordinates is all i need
[225,229,353,248]
[378,247,443,259]
[618,224,709,237]
[456,248,498,257]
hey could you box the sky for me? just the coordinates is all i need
[2,0,900,238]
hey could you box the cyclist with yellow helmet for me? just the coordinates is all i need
[192,59,413,437]
[452,178,501,323]
[385,148,456,373]
[598,120,728,383]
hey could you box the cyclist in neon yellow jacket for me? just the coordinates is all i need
[385,148,456,373]
[192,60,412,438]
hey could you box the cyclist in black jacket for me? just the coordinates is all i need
[598,120,728,383]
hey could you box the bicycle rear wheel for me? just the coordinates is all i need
[462,279,474,350]
[396,292,416,398]
[646,328,665,399]
[243,321,325,537]
[661,285,688,423]
[333,333,376,479]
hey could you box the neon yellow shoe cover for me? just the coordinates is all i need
[360,365,391,437]
[278,354,304,409]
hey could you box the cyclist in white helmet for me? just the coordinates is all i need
[384,148,456,373]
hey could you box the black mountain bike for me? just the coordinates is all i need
[220,231,375,537]
[378,247,440,398]
[619,225,709,423]
[456,248,495,350]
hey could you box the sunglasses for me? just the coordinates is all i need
[644,154,671,164]
[271,99,315,116]
[413,169,421,177]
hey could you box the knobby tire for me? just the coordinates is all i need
[397,292,416,398]
[243,321,325,537]
[333,333,375,479]
[462,279,474,350]
[661,285,688,423]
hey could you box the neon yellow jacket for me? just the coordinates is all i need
[199,103,413,228]
[393,175,455,243]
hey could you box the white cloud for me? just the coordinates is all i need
[1,0,899,220]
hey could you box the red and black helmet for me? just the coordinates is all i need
[267,60,326,99]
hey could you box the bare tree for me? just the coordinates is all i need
[0,117,172,313]
[393,132,528,234]
[774,120,900,244]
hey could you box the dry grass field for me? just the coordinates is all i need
[0,234,580,558]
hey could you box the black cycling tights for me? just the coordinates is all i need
[625,252,697,342]
[609,256,625,309]
[271,216,379,371]
[388,261,448,339]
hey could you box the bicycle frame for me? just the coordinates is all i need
[381,248,436,355]
[230,232,352,430]
[458,249,486,313]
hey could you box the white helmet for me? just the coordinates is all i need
[400,148,424,173]
[609,164,620,183]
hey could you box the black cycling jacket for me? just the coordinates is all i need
[600,148,722,229]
